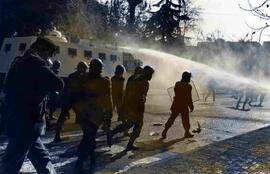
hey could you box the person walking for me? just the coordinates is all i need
[111,65,126,122]
[54,61,88,142]
[73,59,113,173]
[161,71,194,139]
[1,37,64,174]
[108,66,155,151]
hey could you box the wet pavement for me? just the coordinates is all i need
[1,93,270,173]
[124,125,270,174]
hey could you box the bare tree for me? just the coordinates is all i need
[239,0,270,41]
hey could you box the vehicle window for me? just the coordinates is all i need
[68,48,77,57]
[84,50,92,59]
[99,53,106,61]
[4,44,12,53]
[110,55,117,63]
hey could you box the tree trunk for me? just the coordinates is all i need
[128,3,136,32]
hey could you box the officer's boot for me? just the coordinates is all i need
[184,131,194,138]
[74,159,85,174]
[126,137,139,151]
[89,152,96,174]
[53,134,62,143]
[161,127,168,139]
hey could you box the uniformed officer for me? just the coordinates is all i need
[128,66,143,82]
[111,65,125,121]
[161,71,194,139]
[0,37,64,174]
[108,66,154,151]
[47,60,62,120]
[73,59,112,173]
[54,61,88,142]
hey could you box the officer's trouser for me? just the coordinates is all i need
[55,96,74,136]
[47,91,60,118]
[77,121,98,164]
[1,135,56,174]
[165,111,190,132]
[112,118,143,146]
[55,105,71,135]
[113,100,123,121]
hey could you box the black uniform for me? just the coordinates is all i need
[109,74,149,150]
[74,72,113,172]
[111,75,125,121]
[162,81,193,138]
[54,70,86,141]
[1,50,63,173]
[47,67,61,120]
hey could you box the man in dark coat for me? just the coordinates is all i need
[54,61,88,142]
[111,65,125,121]
[73,58,113,173]
[161,71,194,139]
[0,37,64,174]
[108,66,154,151]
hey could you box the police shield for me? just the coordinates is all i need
[167,80,200,102]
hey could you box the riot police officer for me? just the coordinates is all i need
[108,65,154,151]
[1,37,64,174]
[47,60,62,120]
[73,59,112,173]
[111,65,126,121]
[54,61,88,142]
[161,71,194,139]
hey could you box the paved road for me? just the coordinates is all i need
[0,93,270,173]
[125,125,270,174]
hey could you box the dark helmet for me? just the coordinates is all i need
[89,58,103,69]
[89,58,104,74]
[143,65,155,80]
[182,71,192,81]
[115,65,126,74]
[52,60,61,69]
[76,61,88,72]
[143,65,154,74]
[134,66,143,75]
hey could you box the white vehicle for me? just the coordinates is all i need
[0,30,142,90]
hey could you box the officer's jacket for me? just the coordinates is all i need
[74,73,113,126]
[123,75,149,121]
[3,50,64,136]
[111,75,125,104]
[170,81,193,113]
[64,71,85,100]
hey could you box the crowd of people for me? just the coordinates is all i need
[0,37,195,174]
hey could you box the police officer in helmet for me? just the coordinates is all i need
[161,71,194,139]
[111,65,126,122]
[74,58,112,173]
[54,61,88,142]
[108,65,154,151]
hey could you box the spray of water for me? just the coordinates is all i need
[121,47,270,112]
